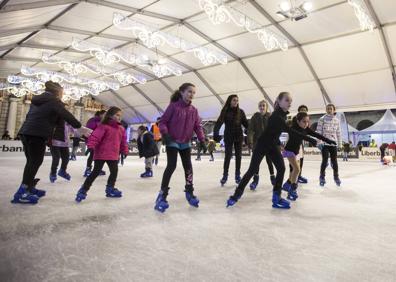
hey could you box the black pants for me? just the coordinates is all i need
[82,160,118,191]
[50,146,69,175]
[20,135,46,190]
[380,148,385,161]
[86,149,94,168]
[320,145,338,177]
[254,155,275,176]
[233,143,285,199]
[161,147,193,196]
[223,141,242,176]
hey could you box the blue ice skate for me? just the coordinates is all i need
[105,186,122,198]
[154,191,169,213]
[75,187,87,202]
[58,169,71,181]
[249,175,259,191]
[272,193,290,209]
[11,185,39,204]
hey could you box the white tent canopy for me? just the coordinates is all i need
[358,109,396,134]
[1,0,396,123]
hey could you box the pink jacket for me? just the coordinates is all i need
[87,119,129,160]
[159,99,205,143]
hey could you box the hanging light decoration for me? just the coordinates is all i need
[113,13,228,65]
[7,75,100,100]
[21,66,120,92]
[42,53,148,85]
[71,40,183,78]
[0,82,36,97]
[198,0,289,51]
[347,0,375,32]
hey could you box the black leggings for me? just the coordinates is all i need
[50,146,69,175]
[161,147,193,196]
[20,135,46,190]
[320,145,338,177]
[233,143,285,199]
[254,155,275,176]
[82,160,118,191]
[86,149,94,168]
[223,141,242,176]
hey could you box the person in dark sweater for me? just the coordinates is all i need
[342,141,351,161]
[293,105,310,184]
[213,94,248,186]
[282,112,335,201]
[12,81,87,204]
[226,92,319,209]
[247,100,275,190]
[137,125,159,178]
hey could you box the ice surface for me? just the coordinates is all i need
[0,155,396,282]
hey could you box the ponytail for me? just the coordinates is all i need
[170,82,195,102]
[274,92,290,110]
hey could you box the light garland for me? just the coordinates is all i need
[7,75,100,100]
[113,13,228,65]
[347,0,375,32]
[21,66,120,92]
[0,82,36,97]
[198,0,289,51]
[42,53,148,85]
[71,39,183,78]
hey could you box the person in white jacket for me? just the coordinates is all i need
[316,104,342,186]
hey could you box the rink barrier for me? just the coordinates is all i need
[0,141,389,161]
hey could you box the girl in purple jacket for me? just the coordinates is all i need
[75,107,129,202]
[155,83,206,213]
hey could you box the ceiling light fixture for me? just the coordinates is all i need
[276,1,313,21]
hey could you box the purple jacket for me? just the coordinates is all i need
[86,116,101,131]
[87,120,129,161]
[159,99,205,143]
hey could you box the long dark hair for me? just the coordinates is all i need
[219,94,240,124]
[170,83,195,102]
[101,106,121,124]
[274,92,290,110]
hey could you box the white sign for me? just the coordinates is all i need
[0,140,24,156]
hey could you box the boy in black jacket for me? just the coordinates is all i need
[137,126,159,178]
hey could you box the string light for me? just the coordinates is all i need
[113,13,228,65]
[198,0,289,51]
[347,0,375,32]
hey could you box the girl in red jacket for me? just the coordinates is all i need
[75,106,129,202]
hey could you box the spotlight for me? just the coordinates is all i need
[279,1,291,12]
[276,1,312,21]
[302,1,313,12]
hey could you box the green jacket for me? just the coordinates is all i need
[248,112,270,148]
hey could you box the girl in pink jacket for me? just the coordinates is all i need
[154,82,206,213]
[75,106,129,202]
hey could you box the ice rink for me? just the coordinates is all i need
[1,155,396,282]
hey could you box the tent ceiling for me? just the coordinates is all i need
[0,0,396,123]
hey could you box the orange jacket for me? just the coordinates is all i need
[151,123,161,141]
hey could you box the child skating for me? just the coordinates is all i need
[137,125,159,178]
[75,107,128,202]
[154,83,206,213]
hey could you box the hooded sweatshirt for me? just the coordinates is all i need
[19,91,81,138]
[159,99,205,143]
[87,119,129,160]
[86,116,102,131]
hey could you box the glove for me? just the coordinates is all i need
[213,134,221,143]
[85,148,92,156]
[327,139,337,146]
[308,137,317,147]
[199,141,207,152]
[162,133,173,146]
[121,153,128,159]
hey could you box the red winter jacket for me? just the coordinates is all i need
[87,119,128,160]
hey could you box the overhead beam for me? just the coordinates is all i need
[193,71,224,105]
[364,0,396,94]
[84,0,181,23]
[0,3,79,59]
[130,84,164,114]
[109,89,150,123]
[0,26,43,37]
[0,0,78,12]
[0,0,11,10]
[183,22,274,105]
[249,0,332,105]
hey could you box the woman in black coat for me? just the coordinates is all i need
[11,81,85,204]
[137,126,159,178]
[213,94,248,186]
